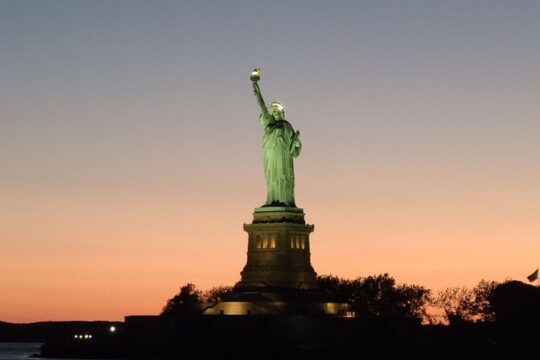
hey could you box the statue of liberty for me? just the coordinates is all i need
[251,69,302,208]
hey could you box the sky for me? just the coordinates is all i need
[1,0,539,322]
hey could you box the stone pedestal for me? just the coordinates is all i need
[201,207,350,316]
[237,207,318,290]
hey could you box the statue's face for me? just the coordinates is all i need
[271,105,284,120]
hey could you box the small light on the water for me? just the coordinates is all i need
[109,325,116,333]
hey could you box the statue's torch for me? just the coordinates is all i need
[250,68,261,83]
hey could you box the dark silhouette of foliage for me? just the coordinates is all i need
[204,286,234,302]
[317,274,431,323]
[434,280,499,324]
[435,287,475,324]
[352,274,431,322]
[394,284,433,323]
[488,280,540,343]
[472,279,498,322]
[316,275,356,303]
[161,283,203,316]
[352,274,399,317]
[491,280,540,325]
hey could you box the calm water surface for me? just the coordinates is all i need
[0,343,122,360]
[0,343,41,360]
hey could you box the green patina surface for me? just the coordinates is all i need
[252,70,301,208]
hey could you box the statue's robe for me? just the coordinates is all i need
[260,112,302,207]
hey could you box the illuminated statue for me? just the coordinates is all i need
[251,69,301,207]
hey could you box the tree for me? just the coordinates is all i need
[491,280,540,325]
[435,287,475,324]
[472,280,498,322]
[317,275,356,303]
[352,274,431,322]
[489,280,540,344]
[351,274,396,316]
[204,286,234,302]
[394,284,433,323]
[161,283,203,316]
[434,280,499,324]
[317,274,432,323]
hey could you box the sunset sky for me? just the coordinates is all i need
[1,1,539,322]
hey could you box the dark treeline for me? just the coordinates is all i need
[11,275,540,357]
[159,274,540,354]
[162,274,540,329]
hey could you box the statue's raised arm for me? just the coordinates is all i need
[251,68,268,115]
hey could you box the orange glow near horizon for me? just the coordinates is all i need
[1,168,539,322]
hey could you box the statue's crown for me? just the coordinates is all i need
[271,102,284,111]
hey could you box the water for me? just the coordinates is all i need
[0,343,41,359]
[0,343,122,360]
